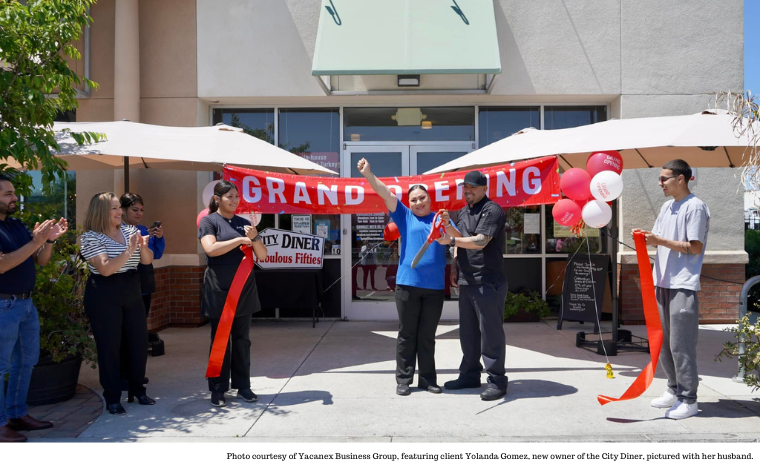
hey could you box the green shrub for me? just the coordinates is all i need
[504,290,550,320]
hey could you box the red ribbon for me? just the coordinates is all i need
[597,231,663,405]
[205,246,255,378]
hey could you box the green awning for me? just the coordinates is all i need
[311,0,501,76]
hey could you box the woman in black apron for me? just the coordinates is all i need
[198,180,267,407]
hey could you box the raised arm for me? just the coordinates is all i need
[357,158,398,213]
[87,232,140,277]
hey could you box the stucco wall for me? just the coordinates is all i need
[197,0,324,98]
[76,0,202,255]
[621,167,745,254]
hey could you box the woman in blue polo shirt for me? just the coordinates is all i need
[357,158,453,396]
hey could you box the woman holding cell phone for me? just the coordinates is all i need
[120,193,165,317]
[119,193,165,393]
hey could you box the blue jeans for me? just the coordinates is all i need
[0,297,40,426]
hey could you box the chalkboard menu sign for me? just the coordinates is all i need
[558,254,610,331]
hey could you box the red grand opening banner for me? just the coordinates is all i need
[224,156,560,214]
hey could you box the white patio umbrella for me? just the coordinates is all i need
[424,109,757,352]
[5,120,337,190]
[425,110,756,174]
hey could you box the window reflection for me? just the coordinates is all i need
[504,206,541,255]
[344,107,474,142]
[212,109,275,144]
[478,106,540,148]
[544,106,607,131]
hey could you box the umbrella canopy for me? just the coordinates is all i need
[6,120,337,176]
[425,110,757,174]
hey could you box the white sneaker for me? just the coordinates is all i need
[666,401,698,420]
[651,390,678,408]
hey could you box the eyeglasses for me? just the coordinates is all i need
[658,176,677,184]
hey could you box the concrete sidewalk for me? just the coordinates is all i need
[35,319,760,443]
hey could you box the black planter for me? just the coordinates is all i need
[26,354,83,406]
[504,309,540,322]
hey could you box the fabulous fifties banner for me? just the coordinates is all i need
[224,156,561,214]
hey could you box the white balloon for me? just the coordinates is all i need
[590,170,624,201]
[582,200,612,228]
[236,212,262,226]
[202,180,221,207]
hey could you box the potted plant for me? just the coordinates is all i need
[716,314,759,392]
[503,289,550,322]
[19,207,97,405]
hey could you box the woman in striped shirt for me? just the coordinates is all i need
[80,192,154,415]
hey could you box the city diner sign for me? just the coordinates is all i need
[254,228,325,269]
[224,156,560,215]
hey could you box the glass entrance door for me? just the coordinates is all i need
[342,144,470,320]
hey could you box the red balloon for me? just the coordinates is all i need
[586,150,623,177]
[383,222,400,241]
[552,199,582,227]
[559,168,592,201]
[196,208,210,228]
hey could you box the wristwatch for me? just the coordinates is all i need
[251,234,262,243]
[450,236,456,247]
[46,239,56,244]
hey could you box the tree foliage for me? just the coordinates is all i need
[0,0,101,196]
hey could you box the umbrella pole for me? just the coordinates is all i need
[124,156,129,193]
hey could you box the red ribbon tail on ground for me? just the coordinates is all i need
[597,232,663,406]
[205,246,254,379]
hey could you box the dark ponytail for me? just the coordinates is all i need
[208,180,237,213]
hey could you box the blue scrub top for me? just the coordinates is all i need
[389,199,454,290]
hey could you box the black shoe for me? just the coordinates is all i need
[418,383,443,394]
[107,403,127,415]
[211,392,227,407]
[396,383,411,396]
[444,378,481,390]
[480,385,507,401]
[237,388,258,403]
[127,393,156,405]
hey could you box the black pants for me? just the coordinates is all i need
[208,316,251,393]
[142,293,152,316]
[394,285,444,386]
[119,292,153,385]
[458,281,509,389]
[84,272,148,405]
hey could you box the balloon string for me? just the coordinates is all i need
[585,235,610,365]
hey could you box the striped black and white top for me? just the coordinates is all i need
[80,225,142,275]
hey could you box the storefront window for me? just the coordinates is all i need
[279,108,340,174]
[544,204,605,254]
[277,108,342,253]
[23,171,76,224]
[544,106,607,130]
[478,106,540,148]
[344,107,475,142]
[504,206,541,255]
[278,214,341,256]
[212,109,275,144]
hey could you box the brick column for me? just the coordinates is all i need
[619,263,744,324]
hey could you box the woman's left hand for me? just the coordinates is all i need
[244,225,258,241]
[151,225,164,239]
